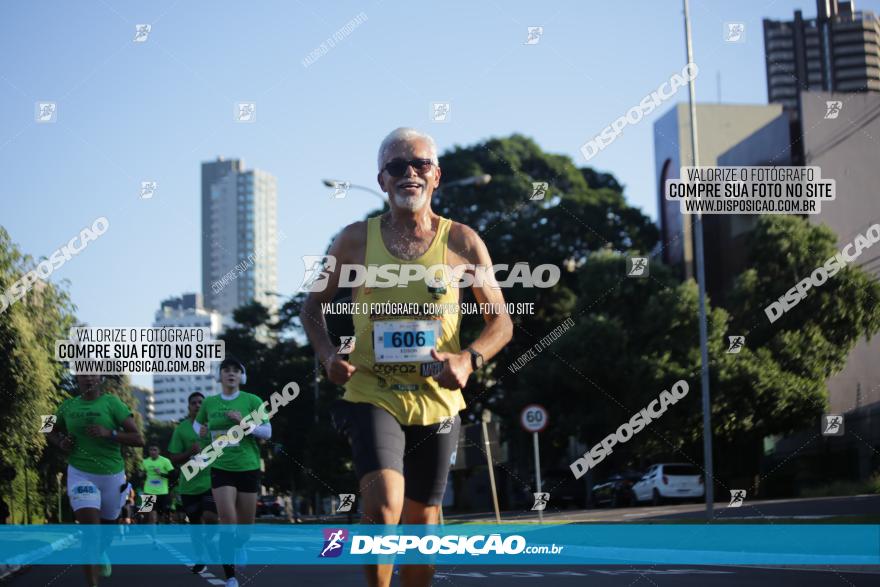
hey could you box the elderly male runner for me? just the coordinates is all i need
[301,127,513,587]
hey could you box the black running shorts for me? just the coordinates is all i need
[210,468,261,493]
[181,490,217,522]
[331,399,460,505]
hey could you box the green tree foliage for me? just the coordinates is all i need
[433,138,880,488]
[714,216,880,470]
[0,229,152,521]
[0,227,76,522]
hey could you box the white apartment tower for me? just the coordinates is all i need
[151,293,225,421]
[201,158,278,317]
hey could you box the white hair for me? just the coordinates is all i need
[377,127,439,170]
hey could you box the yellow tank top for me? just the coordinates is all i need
[343,215,466,426]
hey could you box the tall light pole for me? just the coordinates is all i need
[683,0,714,519]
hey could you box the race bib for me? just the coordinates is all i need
[211,429,240,447]
[373,320,439,363]
[69,481,100,510]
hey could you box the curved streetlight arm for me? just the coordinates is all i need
[322,173,491,202]
[322,179,386,203]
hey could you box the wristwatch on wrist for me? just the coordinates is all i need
[110,429,118,440]
[466,347,484,371]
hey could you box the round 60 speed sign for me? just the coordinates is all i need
[520,404,548,433]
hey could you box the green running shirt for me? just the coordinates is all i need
[55,393,132,475]
[168,417,212,495]
[195,391,267,472]
[142,455,174,495]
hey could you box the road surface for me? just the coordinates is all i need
[8,563,880,586]
[444,494,880,523]
[6,496,879,586]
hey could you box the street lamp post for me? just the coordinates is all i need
[682,0,715,520]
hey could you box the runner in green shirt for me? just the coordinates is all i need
[194,356,271,587]
[168,391,218,575]
[141,446,173,525]
[54,385,135,475]
[48,372,144,587]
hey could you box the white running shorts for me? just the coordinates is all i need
[67,464,127,520]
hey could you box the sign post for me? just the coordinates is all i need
[520,404,549,523]
[481,409,502,524]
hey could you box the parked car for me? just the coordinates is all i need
[631,463,704,505]
[591,470,643,508]
[256,494,284,517]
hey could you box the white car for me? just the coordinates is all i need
[631,463,704,505]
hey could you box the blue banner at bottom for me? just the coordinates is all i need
[0,524,878,566]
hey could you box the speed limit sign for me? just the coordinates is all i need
[520,404,548,433]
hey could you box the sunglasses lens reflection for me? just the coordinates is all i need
[385,159,432,176]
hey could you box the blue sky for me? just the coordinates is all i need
[3,0,879,389]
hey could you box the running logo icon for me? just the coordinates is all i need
[524,26,544,45]
[824,101,843,119]
[140,181,157,200]
[236,102,256,123]
[724,22,745,42]
[529,182,548,201]
[39,415,56,433]
[431,102,451,123]
[137,494,156,513]
[36,102,57,123]
[727,336,745,354]
[822,414,844,436]
[437,417,455,435]
[531,492,550,511]
[330,181,351,199]
[319,528,348,558]
[134,24,151,43]
[299,255,337,292]
[338,336,356,354]
[336,494,356,513]
[728,489,746,508]
[627,256,649,278]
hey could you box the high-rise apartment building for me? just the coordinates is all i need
[151,293,225,421]
[201,157,278,317]
[764,0,880,125]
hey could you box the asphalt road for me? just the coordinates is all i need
[444,494,880,523]
[6,496,879,586]
[8,563,880,586]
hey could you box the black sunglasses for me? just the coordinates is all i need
[382,158,434,177]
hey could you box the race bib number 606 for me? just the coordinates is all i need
[373,320,439,363]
